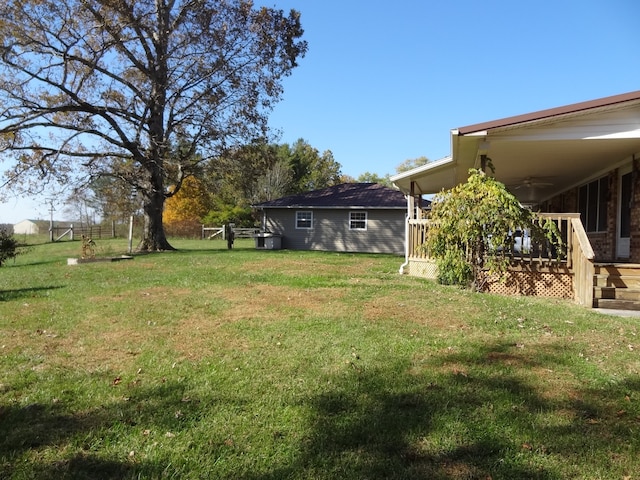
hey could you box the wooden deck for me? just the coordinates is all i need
[404,213,597,307]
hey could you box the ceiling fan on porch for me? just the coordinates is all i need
[507,177,555,205]
[509,177,554,190]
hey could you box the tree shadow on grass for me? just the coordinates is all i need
[0,380,221,479]
[0,399,131,479]
[249,373,556,479]
[2,341,638,479]
[240,342,639,480]
[2,259,59,268]
[0,285,64,302]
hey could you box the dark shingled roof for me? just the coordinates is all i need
[254,183,407,209]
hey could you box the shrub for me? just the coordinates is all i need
[427,169,562,290]
[0,228,22,266]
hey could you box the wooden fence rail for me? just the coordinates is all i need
[51,224,115,241]
[202,225,260,240]
[407,213,580,266]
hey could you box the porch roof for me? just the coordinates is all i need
[391,90,640,204]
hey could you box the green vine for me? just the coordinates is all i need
[426,169,564,290]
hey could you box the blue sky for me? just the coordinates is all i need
[264,0,639,177]
[2,0,639,223]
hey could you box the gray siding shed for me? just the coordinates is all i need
[254,183,412,255]
[264,208,405,254]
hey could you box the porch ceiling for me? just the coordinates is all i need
[459,136,640,204]
[392,94,640,205]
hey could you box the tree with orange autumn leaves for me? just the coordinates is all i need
[163,177,212,235]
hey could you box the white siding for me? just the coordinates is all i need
[13,220,39,235]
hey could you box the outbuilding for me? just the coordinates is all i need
[13,219,46,235]
[253,183,410,255]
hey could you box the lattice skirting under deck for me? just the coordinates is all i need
[479,270,573,298]
[407,259,574,299]
[406,258,438,279]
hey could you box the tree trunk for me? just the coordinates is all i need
[137,177,175,252]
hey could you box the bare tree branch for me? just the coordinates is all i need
[0,0,307,250]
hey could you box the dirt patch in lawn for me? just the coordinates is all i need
[31,284,348,367]
[240,256,382,278]
[170,284,347,360]
[216,284,346,320]
[362,295,481,329]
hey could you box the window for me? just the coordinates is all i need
[578,176,608,232]
[296,211,312,229]
[349,211,367,230]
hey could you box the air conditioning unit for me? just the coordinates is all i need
[254,232,281,250]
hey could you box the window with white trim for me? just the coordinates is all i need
[296,211,312,229]
[349,211,367,230]
[578,176,608,232]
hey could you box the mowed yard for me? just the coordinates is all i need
[1,237,639,479]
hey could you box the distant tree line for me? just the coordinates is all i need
[165,138,345,235]
[60,145,428,238]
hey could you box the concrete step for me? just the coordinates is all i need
[593,298,640,310]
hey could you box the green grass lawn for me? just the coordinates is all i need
[1,237,639,479]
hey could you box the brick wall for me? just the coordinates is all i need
[630,158,640,263]
[598,170,616,261]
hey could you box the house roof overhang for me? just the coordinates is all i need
[392,90,640,204]
[389,156,459,194]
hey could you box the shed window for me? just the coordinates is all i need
[349,211,367,230]
[578,176,608,232]
[296,211,312,229]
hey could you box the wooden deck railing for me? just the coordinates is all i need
[406,213,595,305]
[569,216,595,306]
[407,219,430,259]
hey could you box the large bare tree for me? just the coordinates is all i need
[0,0,306,250]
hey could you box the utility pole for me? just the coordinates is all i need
[48,201,55,242]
